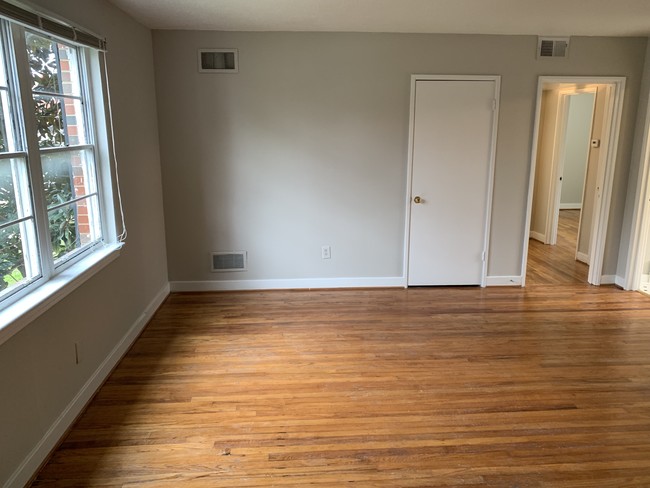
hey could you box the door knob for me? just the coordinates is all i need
[413,196,422,204]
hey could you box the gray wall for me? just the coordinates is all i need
[154,31,646,281]
[561,93,594,208]
[0,0,168,484]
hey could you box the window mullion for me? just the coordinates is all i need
[0,214,32,230]
[47,192,98,213]
[10,24,55,280]
[29,90,83,101]
[40,144,93,154]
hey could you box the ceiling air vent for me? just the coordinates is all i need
[211,251,247,272]
[199,49,238,73]
[537,37,569,58]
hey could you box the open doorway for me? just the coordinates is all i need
[522,77,626,286]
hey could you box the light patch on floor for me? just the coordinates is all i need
[639,274,650,295]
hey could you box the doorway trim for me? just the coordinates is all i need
[521,76,626,286]
[403,74,501,287]
[623,88,650,291]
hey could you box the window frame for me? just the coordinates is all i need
[0,18,121,338]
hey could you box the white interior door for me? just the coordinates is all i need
[407,79,497,286]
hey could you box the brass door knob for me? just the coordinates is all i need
[413,196,422,204]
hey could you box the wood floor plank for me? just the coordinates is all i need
[30,284,650,487]
[527,209,589,285]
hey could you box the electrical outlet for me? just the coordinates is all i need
[321,245,331,259]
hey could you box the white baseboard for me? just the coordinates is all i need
[529,231,546,243]
[560,203,582,210]
[600,275,625,288]
[170,277,405,292]
[485,275,523,286]
[576,252,590,264]
[5,283,170,488]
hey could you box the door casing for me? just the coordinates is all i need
[624,76,650,290]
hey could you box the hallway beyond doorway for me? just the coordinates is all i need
[527,209,588,285]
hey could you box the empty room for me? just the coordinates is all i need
[2,0,650,486]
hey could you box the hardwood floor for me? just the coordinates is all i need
[32,285,650,487]
[527,209,589,285]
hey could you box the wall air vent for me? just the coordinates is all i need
[537,37,570,58]
[211,251,247,272]
[199,49,238,73]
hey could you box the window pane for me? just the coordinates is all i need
[0,158,18,223]
[0,89,16,153]
[33,95,63,146]
[0,219,39,298]
[41,149,96,208]
[49,195,101,262]
[0,157,39,298]
[0,84,19,154]
[58,43,81,97]
[26,32,81,96]
[26,33,58,92]
[62,97,85,145]
[34,95,86,148]
[0,42,7,90]
[0,158,33,224]
[0,91,8,152]
[0,29,14,154]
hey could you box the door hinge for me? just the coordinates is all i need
[482,251,486,261]
[492,99,497,111]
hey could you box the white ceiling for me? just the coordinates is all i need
[106,0,650,37]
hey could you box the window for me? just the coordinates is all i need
[27,32,103,263]
[0,18,117,312]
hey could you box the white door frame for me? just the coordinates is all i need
[403,74,501,287]
[545,90,571,245]
[623,85,650,290]
[572,89,598,264]
[521,76,626,286]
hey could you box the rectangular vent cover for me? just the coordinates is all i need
[537,37,569,58]
[199,49,238,73]
[211,251,247,272]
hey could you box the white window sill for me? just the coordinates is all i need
[0,244,123,347]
